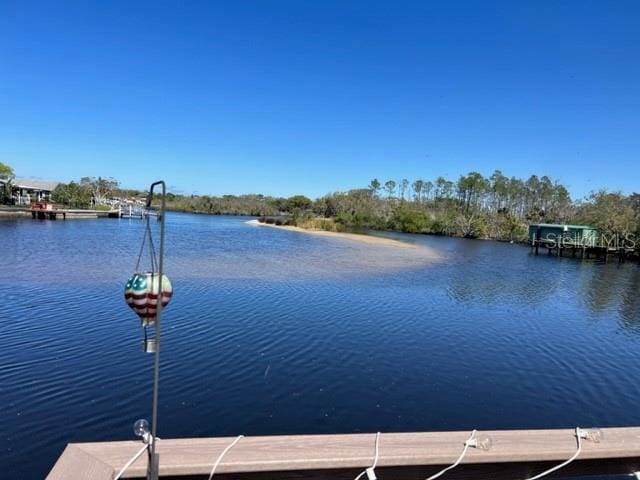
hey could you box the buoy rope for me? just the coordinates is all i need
[113,443,149,480]
[353,431,380,480]
[134,220,148,272]
[522,427,582,480]
[146,214,158,273]
[208,435,244,480]
[110,427,597,480]
[135,213,158,273]
[423,430,476,480]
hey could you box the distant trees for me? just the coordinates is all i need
[308,170,635,242]
[575,191,637,237]
[116,169,640,245]
[456,172,488,212]
[313,189,384,229]
[52,181,92,208]
[632,194,640,236]
[383,180,396,199]
[35,168,640,245]
[399,179,409,200]
[412,180,424,203]
[368,179,381,197]
[0,161,13,181]
[166,194,277,216]
[390,202,429,233]
[80,177,119,204]
[0,161,14,203]
[286,195,312,211]
[51,177,119,208]
[163,193,315,217]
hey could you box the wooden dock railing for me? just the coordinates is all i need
[46,427,640,479]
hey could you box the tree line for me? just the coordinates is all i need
[164,193,312,216]
[3,160,638,244]
[169,170,639,243]
[49,177,127,208]
[310,172,639,241]
[47,174,313,217]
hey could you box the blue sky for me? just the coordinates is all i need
[1,1,638,199]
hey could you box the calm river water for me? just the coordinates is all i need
[2,213,640,479]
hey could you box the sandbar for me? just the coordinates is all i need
[246,219,421,249]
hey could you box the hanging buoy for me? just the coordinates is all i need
[124,272,173,325]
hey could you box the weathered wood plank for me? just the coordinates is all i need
[46,427,640,479]
[46,444,115,480]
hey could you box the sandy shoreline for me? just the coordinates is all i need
[246,219,420,249]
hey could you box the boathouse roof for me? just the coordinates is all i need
[529,223,596,230]
[1,178,60,192]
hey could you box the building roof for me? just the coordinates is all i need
[3,178,60,191]
[529,223,596,230]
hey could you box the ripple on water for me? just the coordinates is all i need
[1,215,640,480]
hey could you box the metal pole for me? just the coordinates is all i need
[146,180,166,480]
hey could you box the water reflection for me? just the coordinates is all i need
[409,234,640,333]
[616,267,640,330]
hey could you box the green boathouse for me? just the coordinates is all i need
[529,223,598,246]
[529,223,635,262]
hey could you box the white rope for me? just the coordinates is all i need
[522,427,582,480]
[424,429,476,480]
[112,427,587,480]
[372,431,381,469]
[113,443,149,480]
[353,431,381,480]
[207,435,244,480]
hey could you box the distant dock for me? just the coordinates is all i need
[0,205,119,220]
[30,206,119,220]
[529,223,635,263]
[118,204,147,219]
[1,203,149,220]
